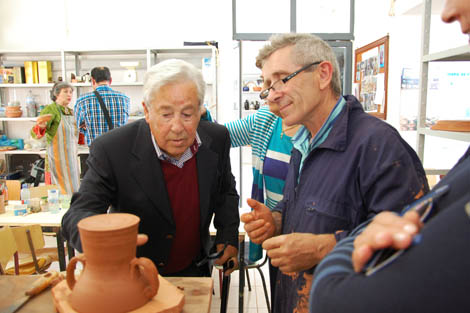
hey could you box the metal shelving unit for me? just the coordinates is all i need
[0,48,218,171]
[416,0,470,174]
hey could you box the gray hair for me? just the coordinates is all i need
[50,82,73,101]
[256,33,342,96]
[143,59,205,107]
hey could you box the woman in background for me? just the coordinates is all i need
[31,82,80,195]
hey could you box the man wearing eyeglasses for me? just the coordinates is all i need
[309,1,470,312]
[241,33,429,313]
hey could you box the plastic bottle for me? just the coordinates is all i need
[48,189,60,213]
[20,183,30,205]
[25,90,37,117]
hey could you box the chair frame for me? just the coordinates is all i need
[216,251,271,313]
[0,225,51,275]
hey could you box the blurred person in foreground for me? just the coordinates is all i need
[309,1,470,312]
[240,33,429,313]
[62,59,239,277]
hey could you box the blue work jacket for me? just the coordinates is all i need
[272,95,429,313]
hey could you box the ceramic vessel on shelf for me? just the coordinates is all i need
[5,106,22,118]
[66,213,159,313]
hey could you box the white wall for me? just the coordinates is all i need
[2,0,469,186]
[354,0,468,130]
[0,0,238,121]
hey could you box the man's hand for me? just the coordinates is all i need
[352,211,422,273]
[262,233,336,273]
[214,243,238,276]
[240,198,276,244]
[137,234,148,246]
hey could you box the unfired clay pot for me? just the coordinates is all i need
[66,213,159,313]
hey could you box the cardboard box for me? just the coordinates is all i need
[29,184,58,199]
[5,180,21,201]
[0,67,14,84]
[13,66,25,84]
[3,181,58,201]
[38,61,52,84]
[24,61,39,84]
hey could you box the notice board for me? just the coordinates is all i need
[354,35,389,120]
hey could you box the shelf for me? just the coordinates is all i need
[424,168,450,175]
[71,82,143,87]
[417,127,470,142]
[0,146,89,156]
[0,116,145,122]
[0,50,61,57]
[0,117,36,122]
[150,47,215,55]
[64,49,147,56]
[422,45,470,62]
[0,149,45,156]
[0,83,54,88]
[128,116,145,120]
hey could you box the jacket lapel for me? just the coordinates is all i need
[130,120,174,226]
[196,127,218,228]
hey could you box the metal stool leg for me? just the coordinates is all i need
[256,267,271,313]
[245,266,252,291]
[220,265,231,313]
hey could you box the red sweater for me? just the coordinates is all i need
[160,156,201,274]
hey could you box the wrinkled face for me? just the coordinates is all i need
[143,81,200,159]
[261,46,318,126]
[56,88,73,106]
[441,0,470,35]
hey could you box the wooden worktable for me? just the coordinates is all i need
[0,275,213,313]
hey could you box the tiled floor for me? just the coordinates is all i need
[45,236,271,313]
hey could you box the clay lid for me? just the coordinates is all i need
[78,213,140,232]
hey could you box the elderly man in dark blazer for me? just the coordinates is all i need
[62,59,240,277]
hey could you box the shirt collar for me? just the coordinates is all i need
[151,131,202,168]
[293,96,346,158]
[95,85,111,92]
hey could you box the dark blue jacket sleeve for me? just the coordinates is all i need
[310,195,470,313]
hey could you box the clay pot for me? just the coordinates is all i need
[66,213,159,313]
[5,106,22,118]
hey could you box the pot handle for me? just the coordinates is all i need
[130,257,159,299]
[66,254,86,290]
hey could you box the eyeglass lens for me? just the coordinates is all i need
[259,61,321,100]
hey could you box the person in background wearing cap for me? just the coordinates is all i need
[31,82,80,195]
[309,1,470,312]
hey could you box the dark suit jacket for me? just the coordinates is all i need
[62,119,240,274]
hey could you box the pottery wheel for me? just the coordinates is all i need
[52,275,185,313]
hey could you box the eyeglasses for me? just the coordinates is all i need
[259,61,322,100]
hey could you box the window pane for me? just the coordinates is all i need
[236,0,290,33]
[296,0,351,33]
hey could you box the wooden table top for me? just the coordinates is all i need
[0,275,213,313]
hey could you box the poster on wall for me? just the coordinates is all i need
[354,35,389,120]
